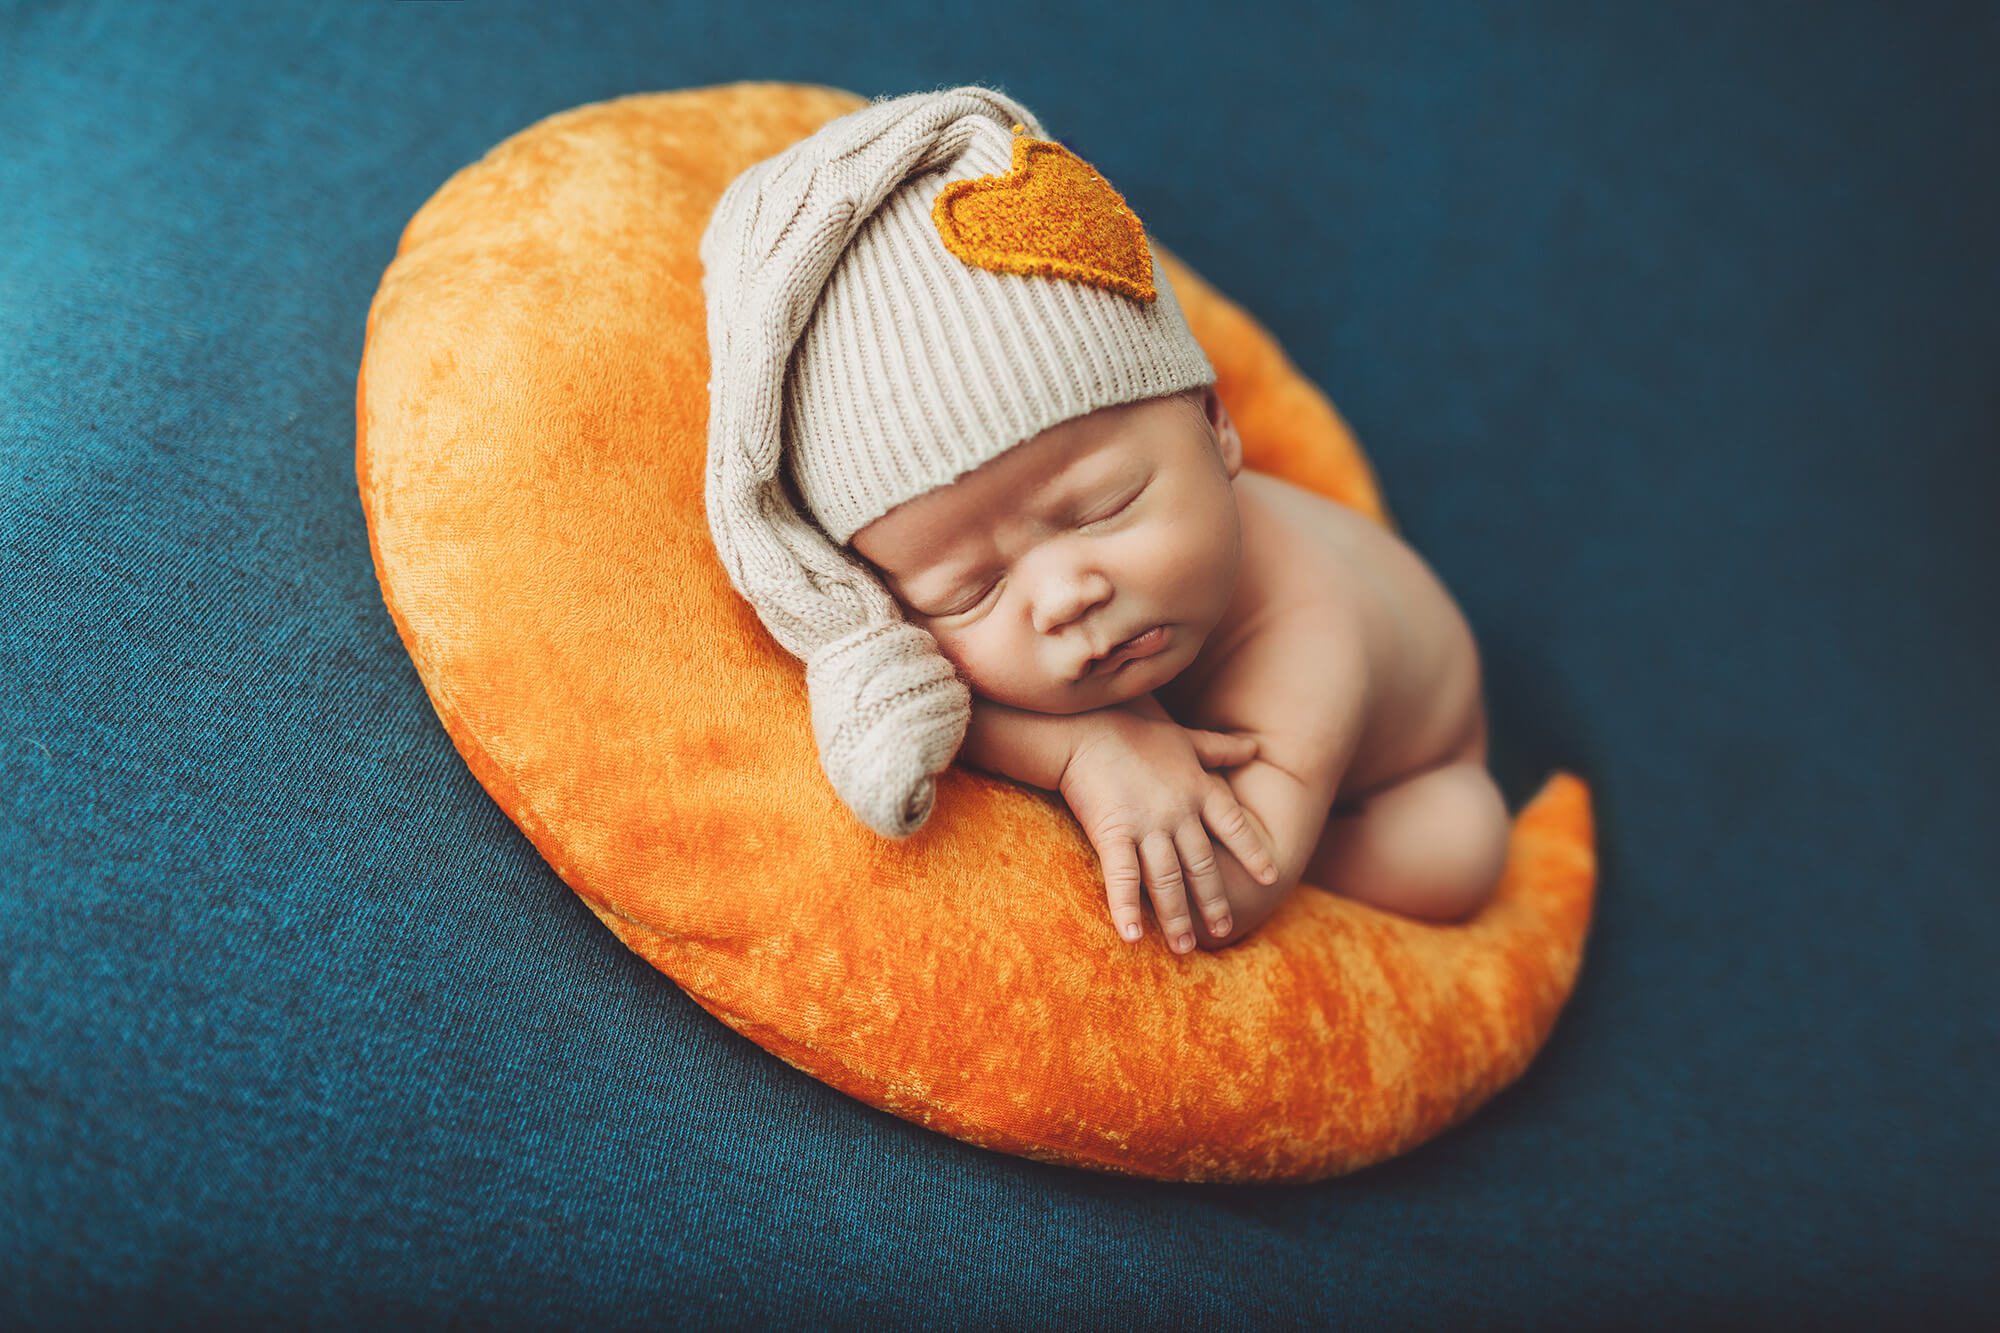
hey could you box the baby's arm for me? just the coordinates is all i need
[959,697,1121,791]
[1180,757,1335,949]
[1121,692,1179,726]
[959,692,1192,790]
[1172,662,1370,949]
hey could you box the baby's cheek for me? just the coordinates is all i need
[922,626,973,675]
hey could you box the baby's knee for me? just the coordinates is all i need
[1322,762,1510,923]
[1399,765,1511,919]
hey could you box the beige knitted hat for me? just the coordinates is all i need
[700,84,1216,838]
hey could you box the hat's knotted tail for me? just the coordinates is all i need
[702,86,1041,839]
[806,620,970,838]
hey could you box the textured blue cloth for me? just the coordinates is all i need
[3,1,1994,1326]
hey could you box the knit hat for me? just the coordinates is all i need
[700,84,1216,839]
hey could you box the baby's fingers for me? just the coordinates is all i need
[1171,821,1234,941]
[1190,729,1259,770]
[1138,830,1200,954]
[1203,783,1280,886]
[1098,836,1148,943]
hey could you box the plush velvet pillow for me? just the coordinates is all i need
[356,82,1597,1184]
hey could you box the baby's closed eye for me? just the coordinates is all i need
[923,487,1149,619]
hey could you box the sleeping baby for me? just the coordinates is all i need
[849,385,1509,953]
[702,84,1510,954]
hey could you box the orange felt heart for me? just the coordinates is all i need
[932,123,1159,303]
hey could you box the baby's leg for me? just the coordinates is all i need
[1303,761,1510,922]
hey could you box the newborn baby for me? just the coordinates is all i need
[849,385,1509,953]
[702,84,1506,947]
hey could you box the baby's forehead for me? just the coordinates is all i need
[976,429,1153,505]
[854,396,1200,582]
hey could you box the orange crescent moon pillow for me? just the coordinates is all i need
[356,82,1598,1184]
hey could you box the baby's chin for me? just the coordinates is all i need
[1008,655,1193,715]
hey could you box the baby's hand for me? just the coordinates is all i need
[1057,712,1281,953]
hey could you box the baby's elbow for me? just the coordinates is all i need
[1188,860,1298,952]
[1191,903,1280,952]
[1193,919,1261,952]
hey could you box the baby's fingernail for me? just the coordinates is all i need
[1214,917,1231,936]
[1175,933,1193,953]
[1121,923,1140,941]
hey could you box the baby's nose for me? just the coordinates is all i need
[1029,562,1111,628]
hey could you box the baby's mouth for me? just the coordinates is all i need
[1092,624,1168,674]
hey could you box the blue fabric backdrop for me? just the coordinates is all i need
[3,1,1994,1326]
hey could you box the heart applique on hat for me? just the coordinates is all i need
[931,123,1158,303]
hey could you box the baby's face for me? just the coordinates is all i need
[850,387,1245,716]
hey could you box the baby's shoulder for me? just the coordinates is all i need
[1159,479,1370,792]
[1167,606,1367,798]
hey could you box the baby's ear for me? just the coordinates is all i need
[1196,385,1244,473]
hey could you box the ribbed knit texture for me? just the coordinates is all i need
[786,126,1214,546]
[701,84,1215,838]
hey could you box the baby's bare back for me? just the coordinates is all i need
[1159,469,1487,808]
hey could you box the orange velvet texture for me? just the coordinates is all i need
[355,82,1597,1184]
